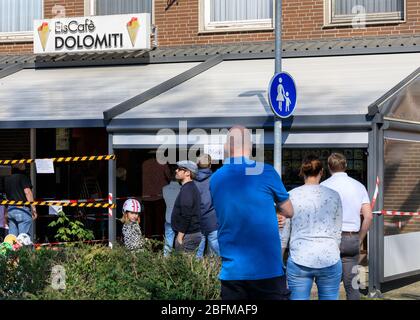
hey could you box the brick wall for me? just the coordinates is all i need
[384,139,420,235]
[282,0,419,40]
[156,0,420,46]
[43,0,85,19]
[0,44,33,54]
[1,0,419,54]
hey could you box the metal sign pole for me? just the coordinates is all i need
[108,134,116,247]
[274,0,282,176]
[30,128,36,241]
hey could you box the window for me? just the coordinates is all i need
[0,0,43,42]
[200,0,274,32]
[90,0,152,16]
[325,0,405,26]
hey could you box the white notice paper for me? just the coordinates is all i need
[35,159,55,174]
[48,205,62,216]
[204,145,224,161]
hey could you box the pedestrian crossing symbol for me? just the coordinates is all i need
[268,72,297,118]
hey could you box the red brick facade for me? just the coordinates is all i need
[43,0,85,19]
[384,139,420,235]
[0,43,33,54]
[156,0,420,46]
[0,0,419,54]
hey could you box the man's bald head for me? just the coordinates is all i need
[225,126,252,158]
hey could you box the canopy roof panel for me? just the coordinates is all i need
[116,53,420,120]
[0,62,198,128]
[384,74,420,123]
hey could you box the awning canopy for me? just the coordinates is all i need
[113,53,420,125]
[0,62,198,128]
[383,74,420,123]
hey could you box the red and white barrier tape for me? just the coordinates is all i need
[374,210,420,216]
[108,193,113,217]
[371,177,419,228]
[371,176,380,210]
[34,239,109,248]
[38,213,110,219]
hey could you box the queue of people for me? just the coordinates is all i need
[111,125,374,301]
[208,126,372,301]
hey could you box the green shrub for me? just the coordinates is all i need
[48,211,95,242]
[0,247,64,300]
[0,242,221,300]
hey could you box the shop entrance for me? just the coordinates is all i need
[34,128,109,244]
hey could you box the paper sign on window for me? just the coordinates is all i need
[35,159,55,174]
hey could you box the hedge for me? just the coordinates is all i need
[0,242,221,300]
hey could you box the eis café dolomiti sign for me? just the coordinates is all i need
[34,14,151,54]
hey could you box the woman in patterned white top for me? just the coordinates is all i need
[282,155,343,300]
[121,198,145,251]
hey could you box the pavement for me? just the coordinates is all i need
[380,274,420,300]
[308,264,420,300]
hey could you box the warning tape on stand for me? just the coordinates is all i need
[0,154,116,165]
[0,200,115,209]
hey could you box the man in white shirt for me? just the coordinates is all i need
[321,153,373,300]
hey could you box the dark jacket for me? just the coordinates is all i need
[171,181,201,234]
[194,168,218,235]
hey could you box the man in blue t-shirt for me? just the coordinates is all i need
[210,126,294,300]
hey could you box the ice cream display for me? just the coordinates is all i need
[127,17,140,47]
[38,22,50,51]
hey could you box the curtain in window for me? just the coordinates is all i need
[210,0,273,22]
[95,0,152,15]
[0,0,42,33]
[334,0,404,15]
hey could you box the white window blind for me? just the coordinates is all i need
[210,0,273,23]
[95,0,152,15]
[334,0,403,16]
[328,0,405,25]
[0,0,43,33]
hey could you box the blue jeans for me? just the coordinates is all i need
[287,259,342,300]
[164,222,175,257]
[7,206,33,239]
[196,230,220,258]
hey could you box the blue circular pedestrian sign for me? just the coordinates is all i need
[268,72,297,118]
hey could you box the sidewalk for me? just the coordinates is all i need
[380,274,420,300]
[309,266,420,300]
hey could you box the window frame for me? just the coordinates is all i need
[199,0,275,33]
[323,0,406,27]
[86,0,154,24]
[0,0,44,43]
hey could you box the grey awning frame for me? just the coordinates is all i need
[367,67,420,297]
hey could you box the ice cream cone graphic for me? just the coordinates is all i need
[127,17,140,47]
[37,22,50,51]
